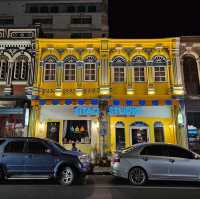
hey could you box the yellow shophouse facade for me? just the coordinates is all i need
[29,38,186,156]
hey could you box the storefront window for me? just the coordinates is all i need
[130,122,149,145]
[115,122,125,151]
[63,120,91,144]
[187,112,200,154]
[47,122,60,142]
[0,115,24,137]
[154,122,165,142]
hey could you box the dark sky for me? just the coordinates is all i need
[108,0,199,38]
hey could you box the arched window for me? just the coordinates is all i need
[183,56,200,95]
[84,55,97,81]
[44,56,57,81]
[115,122,125,150]
[63,56,77,81]
[0,56,8,81]
[13,55,28,81]
[152,55,167,82]
[131,56,146,82]
[112,56,126,82]
[154,122,164,142]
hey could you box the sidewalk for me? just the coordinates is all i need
[92,166,111,175]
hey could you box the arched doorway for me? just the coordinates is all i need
[183,56,200,95]
[130,122,149,145]
[115,122,125,151]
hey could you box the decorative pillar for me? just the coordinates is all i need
[172,38,184,95]
[76,61,84,96]
[55,60,63,97]
[147,61,155,95]
[99,40,110,95]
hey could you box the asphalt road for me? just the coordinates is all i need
[0,175,200,199]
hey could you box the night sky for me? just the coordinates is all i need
[108,0,199,38]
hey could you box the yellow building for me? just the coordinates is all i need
[29,38,186,155]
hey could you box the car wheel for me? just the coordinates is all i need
[128,167,147,186]
[58,166,76,186]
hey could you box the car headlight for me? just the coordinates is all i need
[78,154,90,164]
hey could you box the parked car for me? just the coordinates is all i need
[111,143,200,185]
[0,137,90,185]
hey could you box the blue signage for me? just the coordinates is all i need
[108,106,171,118]
[73,106,100,116]
[108,106,138,116]
[0,108,24,115]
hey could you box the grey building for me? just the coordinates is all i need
[180,36,200,153]
[0,28,37,138]
[0,0,108,38]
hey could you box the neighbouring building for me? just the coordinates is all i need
[180,36,200,154]
[30,38,185,156]
[0,0,108,38]
[0,28,37,137]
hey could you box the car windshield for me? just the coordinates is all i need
[45,139,67,152]
[53,142,67,152]
[121,145,137,154]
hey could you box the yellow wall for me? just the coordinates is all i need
[110,117,176,152]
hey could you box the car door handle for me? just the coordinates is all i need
[142,157,148,161]
[25,154,32,158]
[169,159,175,163]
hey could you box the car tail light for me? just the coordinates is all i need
[112,153,120,163]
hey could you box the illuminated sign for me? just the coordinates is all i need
[108,106,171,118]
[109,106,138,116]
[73,106,100,116]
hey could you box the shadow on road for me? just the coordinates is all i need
[110,176,200,187]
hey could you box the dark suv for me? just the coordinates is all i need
[0,137,90,185]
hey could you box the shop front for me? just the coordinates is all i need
[109,101,177,152]
[0,100,30,137]
[33,103,100,154]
